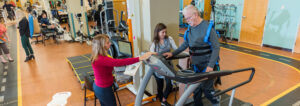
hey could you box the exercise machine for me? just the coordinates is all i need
[118,11,129,40]
[99,0,119,37]
[135,53,255,106]
[75,13,92,44]
[214,3,237,41]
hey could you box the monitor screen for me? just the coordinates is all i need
[118,40,132,57]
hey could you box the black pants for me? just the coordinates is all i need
[153,74,173,102]
[193,65,220,106]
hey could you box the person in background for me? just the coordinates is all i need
[18,10,35,62]
[3,1,16,20]
[40,12,59,42]
[0,17,14,64]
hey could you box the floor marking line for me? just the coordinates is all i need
[1,86,5,92]
[2,78,6,83]
[0,96,4,103]
[3,72,7,76]
[220,47,300,106]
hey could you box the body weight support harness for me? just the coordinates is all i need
[183,20,220,73]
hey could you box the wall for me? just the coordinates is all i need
[149,0,180,49]
[126,0,143,92]
[113,0,127,26]
[262,0,300,50]
[294,23,300,53]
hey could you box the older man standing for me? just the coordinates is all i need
[163,5,220,106]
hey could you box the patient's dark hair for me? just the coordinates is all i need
[152,23,168,52]
[26,7,32,13]
[41,11,48,18]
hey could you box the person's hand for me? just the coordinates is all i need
[162,52,173,59]
[205,67,213,72]
[7,39,11,42]
[139,52,157,61]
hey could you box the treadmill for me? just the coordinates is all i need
[134,53,255,106]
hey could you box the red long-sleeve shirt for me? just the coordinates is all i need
[92,55,139,88]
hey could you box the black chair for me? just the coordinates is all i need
[41,27,58,45]
[84,75,97,106]
[31,33,43,44]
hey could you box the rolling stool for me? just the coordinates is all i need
[84,75,97,106]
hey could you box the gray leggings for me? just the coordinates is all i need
[0,43,9,55]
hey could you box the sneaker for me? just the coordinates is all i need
[212,95,221,106]
[161,101,171,106]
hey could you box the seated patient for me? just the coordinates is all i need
[40,12,59,40]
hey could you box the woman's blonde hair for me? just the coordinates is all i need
[91,34,109,63]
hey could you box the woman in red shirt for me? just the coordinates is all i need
[91,34,155,106]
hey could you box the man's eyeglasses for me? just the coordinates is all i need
[185,15,194,21]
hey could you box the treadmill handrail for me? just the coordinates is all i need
[213,67,255,96]
[166,52,189,60]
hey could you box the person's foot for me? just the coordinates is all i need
[1,59,8,64]
[29,55,35,60]
[7,56,14,62]
[24,57,30,62]
[212,95,221,106]
[161,101,171,106]
[8,59,14,62]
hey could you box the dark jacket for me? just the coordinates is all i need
[18,17,30,37]
[2,4,14,11]
[40,18,51,26]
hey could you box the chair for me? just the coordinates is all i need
[31,18,44,44]
[31,33,43,44]
[84,75,97,106]
[41,27,58,46]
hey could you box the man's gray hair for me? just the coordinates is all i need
[182,5,201,16]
